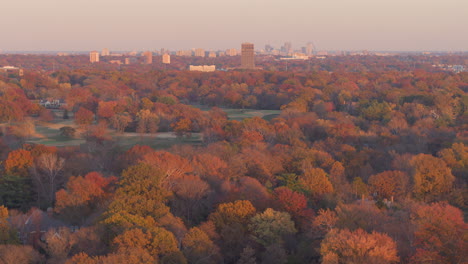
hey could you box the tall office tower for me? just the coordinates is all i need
[176,50,190,56]
[306,42,313,56]
[265,44,274,52]
[195,48,205,57]
[162,53,171,64]
[89,51,99,63]
[143,51,153,64]
[208,51,217,58]
[241,43,255,69]
[101,48,110,56]
[226,48,238,56]
[284,42,292,54]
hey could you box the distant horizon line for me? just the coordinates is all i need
[1,50,467,54]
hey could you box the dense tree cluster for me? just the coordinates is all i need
[0,54,466,263]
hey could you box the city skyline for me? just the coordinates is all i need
[1,0,467,52]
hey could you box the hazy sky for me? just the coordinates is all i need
[1,0,467,51]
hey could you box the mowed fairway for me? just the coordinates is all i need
[192,105,281,121]
[23,107,279,149]
[113,132,202,150]
[222,109,281,121]
[19,108,205,149]
[28,122,202,149]
[29,119,86,147]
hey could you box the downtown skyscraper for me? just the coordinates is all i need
[241,43,255,69]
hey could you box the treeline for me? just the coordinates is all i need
[1,53,467,73]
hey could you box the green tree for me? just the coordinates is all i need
[249,208,297,247]
[352,177,369,198]
[0,174,34,209]
[0,206,19,244]
[59,126,76,138]
[359,100,392,121]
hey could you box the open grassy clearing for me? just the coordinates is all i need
[19,109,201,148]
[191,105,281,121]
[26,120,202,149]
[21,107,278,148]
[114,132,202,150]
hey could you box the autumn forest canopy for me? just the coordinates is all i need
[0,54,467,264]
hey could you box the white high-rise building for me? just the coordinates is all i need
[90,51,99,63]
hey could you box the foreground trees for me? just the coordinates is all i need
[31,153,66,207]
[249,208,296,247]
[103,163,171,231]
[368,171,409,200]
[320,228,399,264]
[209,200,256,262]
[182,227,220,264]
[0,244,42,264]
[410,154,455,201]
[0,55,467,263]
[0,206,17,244]
[55,172,116,224]
[410,202,467,264]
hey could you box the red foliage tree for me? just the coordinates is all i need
[274,187,313,228]
[320,228,399,264]
[74,107,94,126]
[410,202,467,264]
[55,172,116,223]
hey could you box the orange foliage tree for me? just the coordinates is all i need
[182,227,220,264]
[208,200,256,262]
[410,202,467,264]
[299,168,334,200]
[55,172,116,223]
[368,170,409,200]
[74,107,94,126]
[141,151,193,188]
[4,149,33,176]
[320,228,399,264]
[410,154,454,201]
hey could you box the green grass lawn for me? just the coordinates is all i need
[113,133,202,150]
[191,105,281,121]
[24,106,278,148]
[27,120,202,149]
[26,123,86,147]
